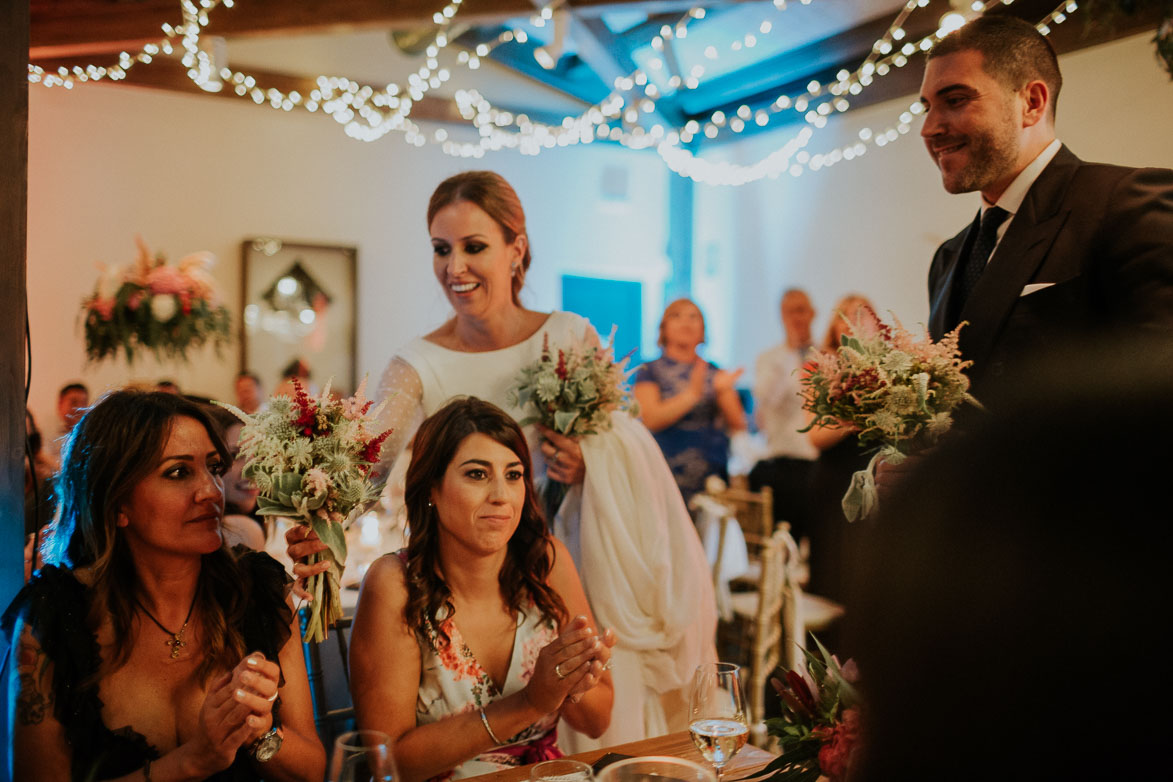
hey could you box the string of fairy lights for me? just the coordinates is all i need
[28,0,1086,185]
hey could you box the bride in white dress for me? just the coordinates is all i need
[371,171,716,750]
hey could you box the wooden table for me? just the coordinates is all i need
[462,732,776,782]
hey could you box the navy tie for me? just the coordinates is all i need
[955,206,1010,315]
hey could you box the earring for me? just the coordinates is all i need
[511,263,520,275]
[426,500,434,508]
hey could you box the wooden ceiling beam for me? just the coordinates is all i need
[29,0,695,59]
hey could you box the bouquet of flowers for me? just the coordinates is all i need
[799,308,978,520]
[754,638,863,782]
[82,236,231,364]
[221,377,390,643]
[507,331,639,518]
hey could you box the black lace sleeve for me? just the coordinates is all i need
[1,566,158,778]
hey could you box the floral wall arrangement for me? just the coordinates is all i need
[82,236,231,364]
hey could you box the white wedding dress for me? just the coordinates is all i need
[374,311,717,750]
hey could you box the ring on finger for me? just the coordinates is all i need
[555,662,567,679]
[603,659,613,671]
[266,690,278,702]
[552,449,560,465]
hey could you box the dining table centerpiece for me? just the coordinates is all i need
[81,236,231,364]
[508,331,640,519]
[799,308,978,520]
[752,638,862,782]
[220,377,390,642]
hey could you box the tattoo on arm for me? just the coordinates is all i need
[14,637,54,726]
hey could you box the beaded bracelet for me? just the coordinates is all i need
[479,706,504,746]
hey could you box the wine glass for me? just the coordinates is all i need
[688,662,749,782]
[595,756,715,782]
[329,729,395,782]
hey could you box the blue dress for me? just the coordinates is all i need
[634,356,730,503]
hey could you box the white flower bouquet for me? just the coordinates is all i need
[800,309,979,520]
[221,378,390,642]
[508,331,639,517]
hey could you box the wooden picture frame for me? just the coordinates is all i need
[240,238,358,395]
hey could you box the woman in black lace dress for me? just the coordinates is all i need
[3,391,324,781]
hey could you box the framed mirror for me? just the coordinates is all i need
[241,238,358,395]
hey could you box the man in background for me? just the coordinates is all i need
[48,382,88,464]
[234,370,264,414]
[749,288,817,538]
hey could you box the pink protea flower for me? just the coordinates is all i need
[146,264,187,295]
[91,298,115,320]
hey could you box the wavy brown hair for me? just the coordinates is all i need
[402,397,566,646]
[45,390,261,684]
[427,171,532,305]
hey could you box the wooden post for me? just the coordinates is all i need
[0,0,31,738]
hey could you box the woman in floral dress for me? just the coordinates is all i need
[347,398,614,781]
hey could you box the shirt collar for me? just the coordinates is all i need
[982,138,1062,215]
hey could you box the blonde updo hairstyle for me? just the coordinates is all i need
[427,171,532,306]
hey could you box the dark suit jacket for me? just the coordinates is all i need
[927,145,1173,401]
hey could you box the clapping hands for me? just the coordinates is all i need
[526,615,615,714]
[187,652,280,774]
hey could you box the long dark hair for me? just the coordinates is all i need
[44,390,255,682]
[403,397,566,645]
[427,171,532,305]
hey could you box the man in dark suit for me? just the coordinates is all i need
[876,15,1172,496]
[919,15,1173,403]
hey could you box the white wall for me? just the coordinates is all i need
[700,32,1173,376]
[26,77,669,432]
[25,31,1173,431]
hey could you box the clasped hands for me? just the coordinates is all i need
[525,615,615,713]
[188,652,280,773]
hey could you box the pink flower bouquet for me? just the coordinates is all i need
[81,236,230,364]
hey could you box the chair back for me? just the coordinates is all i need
[742,527,789,733]
[300,607,356,747]
[711,485,774,539]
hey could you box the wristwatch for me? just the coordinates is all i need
[249,726,284,762]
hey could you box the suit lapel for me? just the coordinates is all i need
[957,146,1081,369]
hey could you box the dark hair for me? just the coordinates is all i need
[280,357,310,380]
[236,371,261,385]
[850,338,1173,779]
[402,397,566,646]
[58,382,88,399]
[657,297,706,348]
[928,14,1061,119]
[427,171,532,306]
[44,390,256,683]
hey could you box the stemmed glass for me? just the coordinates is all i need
[688,662,749,782]
[328,729,395,782]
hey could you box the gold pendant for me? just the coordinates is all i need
[165,632,186,659]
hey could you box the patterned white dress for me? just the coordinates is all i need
[410,559,562,779]
[377,312,718,750]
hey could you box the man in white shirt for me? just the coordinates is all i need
[749,288,818,537]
